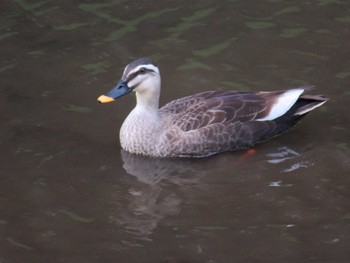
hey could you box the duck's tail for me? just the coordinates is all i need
[272,92,328,132]
[293,94,328,116]
[248,90,328,146]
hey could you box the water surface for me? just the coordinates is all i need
[1,1,350,262]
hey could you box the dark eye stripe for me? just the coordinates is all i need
[126,67,155,82]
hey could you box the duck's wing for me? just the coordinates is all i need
[160,89,299,131]
[159,91,225,115]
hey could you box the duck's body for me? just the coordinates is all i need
[98,58,327,158]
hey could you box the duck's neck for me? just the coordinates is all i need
[135,89,160,112]
[134,78,161,113]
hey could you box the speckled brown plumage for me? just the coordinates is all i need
[156,90,326,157]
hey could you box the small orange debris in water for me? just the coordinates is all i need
[239,149,256,160]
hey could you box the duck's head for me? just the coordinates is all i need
[97,58,161,104]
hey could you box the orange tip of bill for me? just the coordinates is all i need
[97,95,115,103]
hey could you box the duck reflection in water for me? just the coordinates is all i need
[109,146,311,246]
[109,150,212,244]
[110,150,259,246]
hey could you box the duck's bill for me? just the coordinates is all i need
[97,95,115,103]
[97,80,132,103]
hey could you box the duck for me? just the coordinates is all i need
[97,58,328,158]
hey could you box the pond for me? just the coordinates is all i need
[1,1,350,262]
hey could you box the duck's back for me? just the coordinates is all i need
[157,89,326,157]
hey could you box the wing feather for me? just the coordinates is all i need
[160,90,271,131]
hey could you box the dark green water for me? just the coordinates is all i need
[1,1,350,262]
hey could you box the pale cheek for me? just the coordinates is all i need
[128,78,140,88]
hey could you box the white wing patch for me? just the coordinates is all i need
[257,89,304,121]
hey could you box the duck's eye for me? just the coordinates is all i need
[139,68,146,74]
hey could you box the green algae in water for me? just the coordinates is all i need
[177,58,212,71]
[342,213,350,220]
[38,155,54,167]
[14,0,46,11]
[221,63,239,71]
[42,90,52,97]
[54,23,89,31]
[280,28,307,38]
[0,63,17,73]
[33,177,47,186]
[193,37,236,58]
[88,7,178,45]
[320,178,331,183]
[337,143,350,154]
[80,3,126,24]
[316,29,332,34]
[274,6,301,16]
[37,150,69,168]
[221,81,249,90]
[100,7,178,43]
[79,0,124,13]
[302,67,314,73]
[181,6,218,24]
[290,50,329,61]
[79,0,126,23]
[58,209,95,223]
[164,6,218,41]
[335,72,350,79]
[27,50,45,57]
[332,126,346,130]
[13,0,58,22]
[245,21,275,30]
[0,32,19,41]
[6,238,33,251]
[240,14,273,21]
[335,16,350,23]
[14,0,48,15]
[101,26,135,43]
[318,0,345,5]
